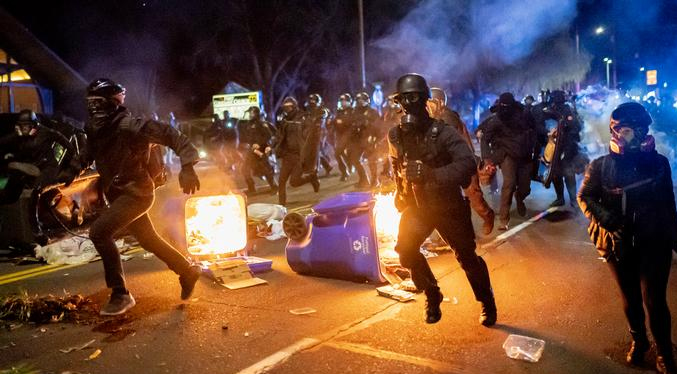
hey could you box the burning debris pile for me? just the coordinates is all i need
[373,193,401,264]
[185,194,248,259]
[0,291,97,325]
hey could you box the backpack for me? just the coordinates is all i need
[119,116,168,189]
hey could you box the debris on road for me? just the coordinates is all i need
[289,307,317,315]
[1,291,97,325]
[376,285,416,302]
[86,348,102,360]
[203,258,269,289]
[59,339,96,353]
[34,237,129,265]
[502,334,546,363]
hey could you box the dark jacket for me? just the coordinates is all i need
[329,108,353,147]
[85,107,199,197]
[578,151,677,260]
[275,110,305,158]
[240,119,275,150]
[388,119,476,209]
[479,107,536,163]
[351,106,380,141]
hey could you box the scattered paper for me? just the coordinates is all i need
[222,277,268,290]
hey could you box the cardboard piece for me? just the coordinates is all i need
[222,277,268,290]
[203,259,268,289]
[376,285,416,302]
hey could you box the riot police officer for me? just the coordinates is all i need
[388,74,496,326]
[275,97,320,205]
[545,90,582,207]
[304,94,332,177]
[428,87,495,235]
[239,106,278,194]
[352,92,381,187]
[83,78,202,315]
[578,102,676,374]
[221,110,240,172]
[203,114,227,170]
[329,93,354,181]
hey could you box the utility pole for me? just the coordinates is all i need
[575,26,580,92]
[358,0,366,89]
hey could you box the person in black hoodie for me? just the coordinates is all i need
[478,92,537,229]
[83,78,202,316]
[578,102,676,374]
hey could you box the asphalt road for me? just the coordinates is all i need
[1,164,676,374]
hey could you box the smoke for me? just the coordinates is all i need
[371,0,582,90]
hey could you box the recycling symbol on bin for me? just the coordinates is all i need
[352,240,362,252]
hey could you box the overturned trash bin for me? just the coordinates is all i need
[283,192,388,283]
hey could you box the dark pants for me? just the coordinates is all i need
[278,153,313,205]
[553,161,577,203]
[607,247,673,356]
[243,154,277,192]
[89,192,191,290]
[334,136,350,177]
[394,201,494,304]
[347,142,368,185]
[499,156,532,223]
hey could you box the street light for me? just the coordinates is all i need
[640,67,645,72]
[603,58,613,88]
[595,26,605,35]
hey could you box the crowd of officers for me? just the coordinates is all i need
[202,86,587,236]
[202,91,400,206]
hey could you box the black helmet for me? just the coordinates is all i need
[610,102,652,130]
[307,93,322,108]
[430,87,447,106]
[247,106,261,120]
[355,92,370,107]
[17,109,39,126]
[281,96,298,114]
[87,78,125,99]
[524,95,535,104]
[396,74,430,99]
[338,93,353,110]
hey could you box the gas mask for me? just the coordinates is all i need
[15,122,37,137]
[397,92,427,117]
[609,125,655,154]
[399,114,418,134]
[86,96,118,118]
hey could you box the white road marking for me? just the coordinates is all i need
[491,207,559,244]
[234,338,321,374]
[323,341,463,373]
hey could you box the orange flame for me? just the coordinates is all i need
[373,193,401,260]
[185,194,247,257]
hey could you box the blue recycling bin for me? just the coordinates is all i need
[284,192,386,283]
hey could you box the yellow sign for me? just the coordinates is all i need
[646,70,658,86]
[212,91,262,119]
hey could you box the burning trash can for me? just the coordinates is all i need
[283,192,403,283]
[185,194,272,278]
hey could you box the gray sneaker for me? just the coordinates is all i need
[100,293,136,316]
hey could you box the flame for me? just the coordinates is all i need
[185,194,247,257]
[373,193,401,260]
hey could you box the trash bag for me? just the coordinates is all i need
[247,203,287,221]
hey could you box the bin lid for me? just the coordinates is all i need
[312,192,374,214]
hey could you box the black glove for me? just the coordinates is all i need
[404,160,430,185]
[179,165,200,194]
[394,192,407,212]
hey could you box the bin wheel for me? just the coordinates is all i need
[282,212,308,241]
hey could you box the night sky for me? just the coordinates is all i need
[2,0,676,117]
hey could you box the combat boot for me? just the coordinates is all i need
[626,333,649,366]
[424,287,443,324]
[310,174,320,193]
[479,298,497,326]
[549,198,565,207]
[656,354,677,374]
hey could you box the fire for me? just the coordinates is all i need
[373,193,401,260]
[185,194,247,258]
